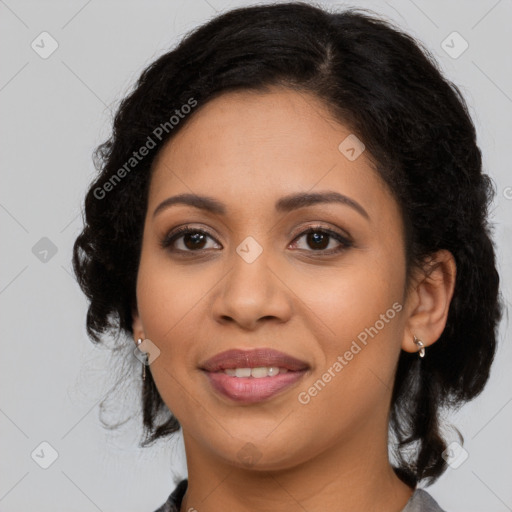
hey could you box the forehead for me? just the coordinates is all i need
[148,87,398,225]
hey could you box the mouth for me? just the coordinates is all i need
[199,348,309,404]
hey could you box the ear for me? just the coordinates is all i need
[132,306,145,343]
[402,249,457,354]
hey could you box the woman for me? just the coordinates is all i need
[73,2,502,511]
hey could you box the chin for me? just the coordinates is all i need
[208,436,315,472]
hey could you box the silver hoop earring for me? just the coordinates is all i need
[413,335,425,358]
[136,338,147,380]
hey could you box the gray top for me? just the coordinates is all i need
[402,488,446,512]
[153,480,446,511]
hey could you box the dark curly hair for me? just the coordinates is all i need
[72,1,502,488]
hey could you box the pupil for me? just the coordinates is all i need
[184,233,206,250]
[308,232,328,250]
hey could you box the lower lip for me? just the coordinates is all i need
[203,370,307,404]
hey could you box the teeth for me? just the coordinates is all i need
[267,366,281,377]
[223,367,288,377]
[251,367,269,378]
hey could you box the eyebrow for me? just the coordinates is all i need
[153,191,369,220]
[276,191,369,219]
[153,194,226,218]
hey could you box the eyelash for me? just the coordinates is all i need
[289,226,353,254]
[160,224,353,256]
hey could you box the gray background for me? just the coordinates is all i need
[1,0,511,511]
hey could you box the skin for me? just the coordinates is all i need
[132,87,456,512]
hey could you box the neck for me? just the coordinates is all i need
[180,423,414,512]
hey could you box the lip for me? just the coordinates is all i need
[200,348,310,404]
[200,348,309,372]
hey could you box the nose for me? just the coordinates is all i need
[211,247,293,330]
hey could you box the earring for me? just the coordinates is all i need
[413,335,426,358]
[136,338,147,380]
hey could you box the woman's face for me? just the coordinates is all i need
[133,87,410,470]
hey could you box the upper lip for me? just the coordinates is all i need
[200,348,309,372]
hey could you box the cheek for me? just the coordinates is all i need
[290,280,404,443]
[290,252,406,400]
[135,248,208,360]
[137,219,218,312]
[135,254,209,422]
[293,259,404,346]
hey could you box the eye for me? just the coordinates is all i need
[160,226,221,252]
[289,226,353,254]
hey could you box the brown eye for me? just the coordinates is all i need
[182,232,208,250]
[290,227,353,254]
[161,226,221,252]
[305,231,330,250]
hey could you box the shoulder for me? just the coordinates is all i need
[401,488,447,512]
[152,479,188,512]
